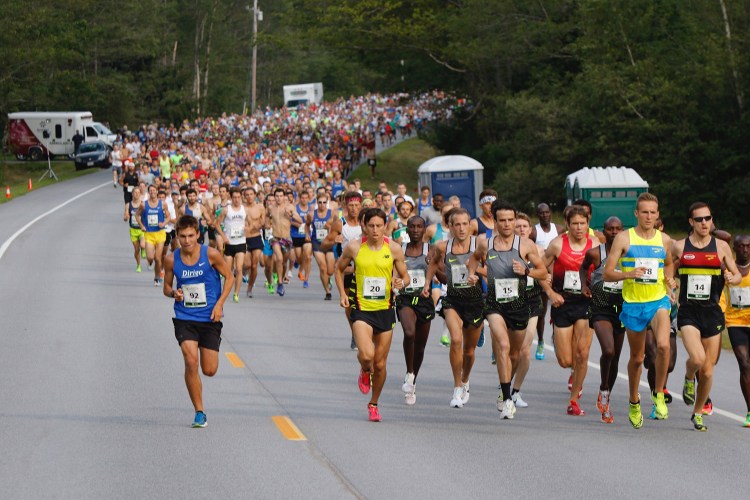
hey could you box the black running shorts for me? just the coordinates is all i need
[350,308,396,335]
[173,318,222,351]
[677,303,725,339]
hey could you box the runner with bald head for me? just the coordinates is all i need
[530,202,566,360]
[721,234,750,428]
[581,216,625,423]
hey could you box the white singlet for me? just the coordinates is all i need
[534,223,558,250]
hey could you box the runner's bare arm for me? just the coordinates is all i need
[719,239,742,285]
[208,246,235,321]
[422,241,445,297]
[579,246,599,298]
[320,218,342,251]
[523,239,548,281]
[466,238,487,286]
[162,254,181,300]
[603,231,629,282]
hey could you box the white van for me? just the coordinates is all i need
[7,111,116,160]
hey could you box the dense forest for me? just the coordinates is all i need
[1,0,748,227]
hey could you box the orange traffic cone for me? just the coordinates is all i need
[28,178,33,191]
[5,185,10,199]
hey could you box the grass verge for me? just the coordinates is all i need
[347,138,439,195]
[0,160,98,204]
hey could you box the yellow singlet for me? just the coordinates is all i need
[721,271,750,326]
[352,240,393,312]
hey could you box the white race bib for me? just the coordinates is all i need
[407,269,426,292]
[130,214,139,226]
[316,228,328,242]
[686,275,711,300]
[263,228,273,240]
[363,276,387,300]
[494,278,519,303]
[730,287,750,309]
[401,232,411,244]
[451,264,469,288]
[230,226,244,239]
[526,275,534,290]
[635,258,659,284]
[147,214,159,227]
[563,270,582,294]
[127,185,134,193]
[603,280,623,293]
[182,283,207,308]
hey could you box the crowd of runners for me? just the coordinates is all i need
[112,92,750,431]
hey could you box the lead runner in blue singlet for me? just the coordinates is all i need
[163,215,235,428]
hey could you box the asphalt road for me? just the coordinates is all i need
[1,171,748,499]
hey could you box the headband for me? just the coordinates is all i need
[480,195,497,204]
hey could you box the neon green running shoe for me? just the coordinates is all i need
[691,413,707,431]
[744,413,750,428]
[683,377,696,406]
[136,264,141,273]
[629,398,643,429]
[272,273,279,286]
[440,334,450,347]
[651,391,668,420]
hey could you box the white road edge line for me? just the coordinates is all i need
[0,182,110,261]
[536,340,746,423]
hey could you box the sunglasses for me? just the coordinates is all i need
[692,215,712,223]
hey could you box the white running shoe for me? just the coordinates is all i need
[402,372,415,394]
[450,387,464,408]
[512,392,528,408]
[461,383,470,404]
[405,386,416,406]
[499,398,516,419]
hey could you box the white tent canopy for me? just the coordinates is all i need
[565,166,648,189]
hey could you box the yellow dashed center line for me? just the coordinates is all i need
[272,416,307,441]
[225,352,245,368]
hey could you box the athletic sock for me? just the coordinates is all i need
[511,388,519,396]
[500,382,511,401]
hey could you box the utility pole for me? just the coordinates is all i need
[247,2,262,113]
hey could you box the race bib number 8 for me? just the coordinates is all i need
[494,278,519,303]
[635,258,659,284]
[563,271,582,294]
[451,264,469,288]
[407,269,426,292]
[729,287,750,309]
[686,275,711,300]
[182,283,207,308]
[363,277,387,300]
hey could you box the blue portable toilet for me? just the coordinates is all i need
[418,155,484,218]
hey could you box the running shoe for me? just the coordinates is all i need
[350,336,358,351]
[491,352,496,365]
[651,391,668,420]
[744,413,750,428]
[568,373,573,391]
[232,293,239,303]
[192,411,207,428]
[154,279,160,287]
[148,261,154,271]
[242,274,249,284]
[461,383,470,405]
[405,386,416,406]
[276,283,285,296]
[298,271,305,281]
[597,390,610,413]
[440,333,450,347]
[498,398,516,419]
[535,340,545,360]
[629,398,644,429]
[601,410,614,424]
[303,280,309,289]
[512,392,528,408]
[477,327,485,348]
[246,289,253,298]
[648,404,657,420]
[567,399,585,416]
[691,413,707,432]
[324,293,332,301]
[272,273,278,285]
[450,387,464,408]
[663,388,673,404]
[702,398,713,416]
[358,369,371,394]
[136,264,141,273]
[160,270,165,279]
[367,403,381,422]
[402,372,416,394]
[293,261,299,269]
[267,281,274,294]
[141,248,146,259]
[683,377,696,406]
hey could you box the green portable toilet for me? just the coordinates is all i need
[565,166,649,230]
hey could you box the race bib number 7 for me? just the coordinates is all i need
[451,264,469,288]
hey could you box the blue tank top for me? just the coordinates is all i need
[141,199,165,232]
[173,246,222,322]
[417,199,431,216]
[332,180,345,198]
[476,217,493,238]
[128,202,141,229]
[312,209,332,242]
[291,203,311,238]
